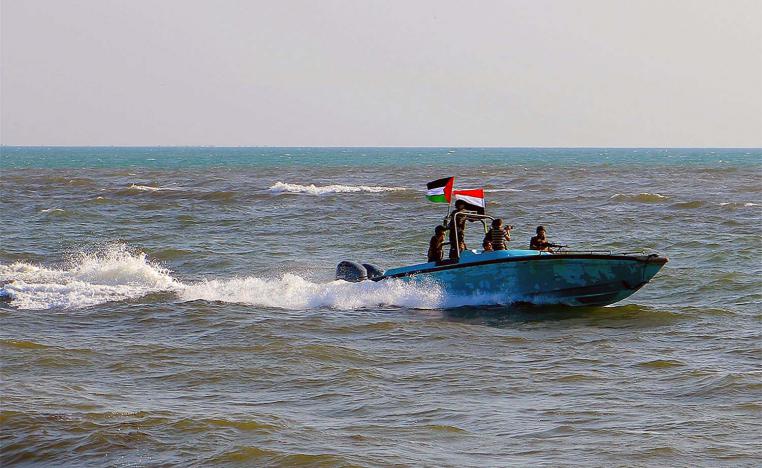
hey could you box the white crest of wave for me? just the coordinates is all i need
[269,181,407,195]
[610,192,669,202]
[127,184,162,191]
[127,184,181,192]
[179,273,443,310]
[0,245,179,310]
[719,202,760,207]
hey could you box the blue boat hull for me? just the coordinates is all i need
[379,250,667,307]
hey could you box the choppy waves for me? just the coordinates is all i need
[115,184,238,202]
[268,182,407,195]
[610,192,670,203]
[125,183,171,192]
[610,193,760,209]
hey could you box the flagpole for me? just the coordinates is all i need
[444,178,455,226]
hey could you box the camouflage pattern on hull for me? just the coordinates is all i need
[381,250,667,307]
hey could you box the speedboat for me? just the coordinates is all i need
[337,213,667,307]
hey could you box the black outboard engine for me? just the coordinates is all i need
[362,263,385,280]
[335,261,368,282]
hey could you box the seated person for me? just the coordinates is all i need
[483,218,512,251]
[530,225,552,252]
[428,225,447,262]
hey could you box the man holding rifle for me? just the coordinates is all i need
[530,226,564,252]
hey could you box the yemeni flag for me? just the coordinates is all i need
[426,177,454,203]
[453,188,486,214]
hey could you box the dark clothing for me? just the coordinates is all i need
[450,209,468,233]
[484,227,510,250]
[449,231,465,259]
[530,235,550,251]
[448,209,469,258]
[428,235,445,262]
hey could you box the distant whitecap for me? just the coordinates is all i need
[268,182,407,195]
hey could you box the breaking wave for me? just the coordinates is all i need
[268,182,407,195]
[610,192,669,203]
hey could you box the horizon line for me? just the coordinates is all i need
[2,145,761,150]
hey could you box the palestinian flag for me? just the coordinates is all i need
[453,188,485,214]
[426,177,454,203]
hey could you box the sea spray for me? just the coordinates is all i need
[0,244,445,310]
[0,245,179,310]
[179,273,443,310]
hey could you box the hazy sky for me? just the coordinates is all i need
[2,0,761,146]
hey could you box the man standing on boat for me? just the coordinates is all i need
[448,200,469,258]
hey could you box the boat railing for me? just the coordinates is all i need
[553,249,613,255]
[552,249,650,256]
[450,211,494,260]
[449,212,654,259]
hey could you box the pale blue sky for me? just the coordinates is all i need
[2,0,760,146]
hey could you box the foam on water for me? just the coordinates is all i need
[180,274,443,310]
[269,182,407,195]
[0,245,179,310]
[127,184,166,191]
[0,245,447,310]
[719,202,760,208]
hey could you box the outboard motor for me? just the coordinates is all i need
[362,263,385,280]
[335,261,368,282]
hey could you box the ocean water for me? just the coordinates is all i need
[1,147,760,466]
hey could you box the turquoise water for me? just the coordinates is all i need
[1,147,761,466]
[3,146,757,168]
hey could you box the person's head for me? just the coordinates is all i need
[536,225,546,235]
[454,200,466,210]
[492,218,503,229]
[435,225,446,236]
